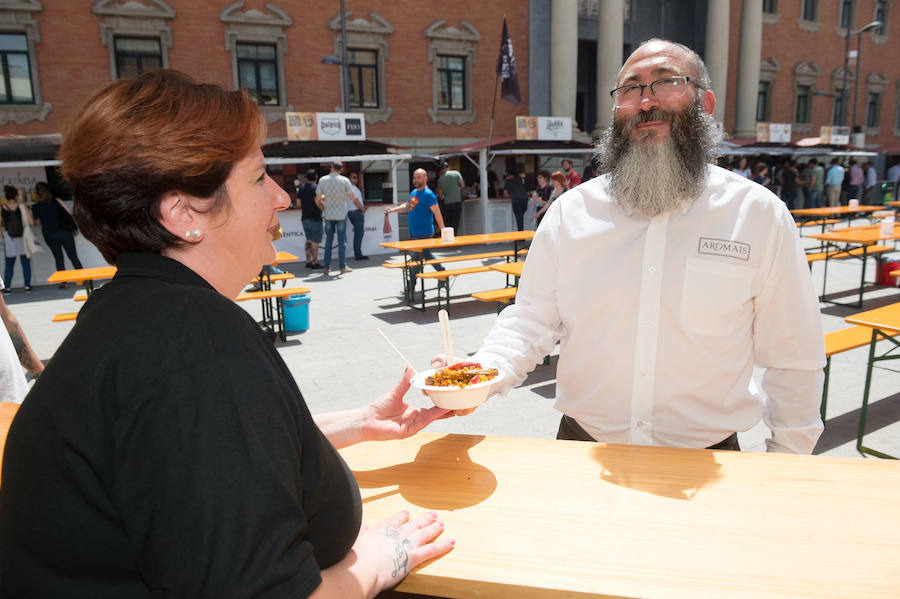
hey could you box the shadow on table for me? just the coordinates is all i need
[353,434,497,511]
[590,444,724,501]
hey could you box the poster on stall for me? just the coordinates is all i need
[515,116,572,141]
[285,112,366,141]
[820,126,850,145]
[756,122,792,143]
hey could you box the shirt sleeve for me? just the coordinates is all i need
[112,354,323,598]
[473,198,566,391]
[751,203,825,454]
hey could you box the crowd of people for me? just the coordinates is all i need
[725,154,900,210]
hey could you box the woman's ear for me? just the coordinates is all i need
[158,191,202,243]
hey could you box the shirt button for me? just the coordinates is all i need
[636,420,644,428]
[640,370,647,376]
[649,266,656,273]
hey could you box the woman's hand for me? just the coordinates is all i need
[362,367,451,443]
[350,511,454,596]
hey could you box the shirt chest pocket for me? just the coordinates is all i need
[681,258,756,337]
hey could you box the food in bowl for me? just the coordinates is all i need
[411,363,505,410]
[425,361,499,388]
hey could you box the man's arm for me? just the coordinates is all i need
[753,205,825,453]
[457,174,466,189]
[315,192,324,210]
[386,202,409,214]
[429,204,445,230]
[0,294,43,377]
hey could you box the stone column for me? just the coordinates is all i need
[734,0,763,138]
[550,0,578,121]
[705,0,729,124]
[593,0,624,135]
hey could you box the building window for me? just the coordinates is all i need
[347,49,379,108]
[832,89,846,125]
[0,33,33,104]
[236,43,279,106]
[801,0,818,21]
[795,85,811,123]
[895,95,900,131]
[840,0,855,30]
[94,0,174,82]
[866,92,882,128]
[874,0,887,35]
[756,80,770,122]
[425,19,479,125]
[330,11,392,123]
[436,55,466,110]
[114,37,162,79]
[763,0,778,13]
[0,2,49,124]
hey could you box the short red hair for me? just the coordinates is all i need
[60,70,263,263]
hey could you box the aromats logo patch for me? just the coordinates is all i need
[698,237,750,261]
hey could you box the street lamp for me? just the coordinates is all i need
[840,20,883,144]
[320,0,351,113]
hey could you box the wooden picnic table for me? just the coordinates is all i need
[807,224,900,308]
[791,205,885,238]
[341,432,900,598]
[845,301,900,459]
[381,231,534,308]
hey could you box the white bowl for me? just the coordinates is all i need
[410,367,505,410]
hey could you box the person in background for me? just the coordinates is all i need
[806,158,824,209]
[560,158,582,188]
[581,162,596,182]
[530,169,552,226]
[1,186,35,293]
[751,161,770,187]
[887,159,900,196]
[862,161,878,205]
[731,157,751,178]
[0,280,43,402]
[346,170,368,261]
[316,161,357,275]
[777,159,801,211]
[0,70,454,597]
[824,158,845,207]
[534,170,566,227]
[458,39,823,454]
[296,168,324,269]
[503,170,529,231]
[436,160,465,235]
[385,168,445,289]
[31,181,83,287]
[848,160,864,201]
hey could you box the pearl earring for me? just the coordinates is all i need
[185,229,203,240]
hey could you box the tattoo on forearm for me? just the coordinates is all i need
[385,526,412,578]
[7,322,40,373]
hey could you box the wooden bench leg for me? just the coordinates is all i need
[821,356,830,422]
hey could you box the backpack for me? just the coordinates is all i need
[4,208,23,238]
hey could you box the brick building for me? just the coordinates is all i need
[0,0,528,151]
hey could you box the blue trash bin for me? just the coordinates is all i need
[283,293,311,332]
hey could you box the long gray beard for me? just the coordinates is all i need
[596,100,719,218]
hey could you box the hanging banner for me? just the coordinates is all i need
[285,112,366,141]
[516,116,572,141]
[820,125,850,145]
[756,122,791,143]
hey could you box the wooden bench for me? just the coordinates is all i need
[472,287,517,311]
[382,249,528,270]
[411,266,494,312]
[806,245,893,266]
[822,325,899,421]
[797,218,841,228]
[52,312,78,322]
[251,272,295,285]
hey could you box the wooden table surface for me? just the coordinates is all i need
[488,261,524,277]
[381,231,534,252]
[807,223,900,244]
[341,432,900,598]
[0,401,19,484]
[845,301,900,330]
[790,205,884,217]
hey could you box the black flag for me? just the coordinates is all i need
[496,18,521,105]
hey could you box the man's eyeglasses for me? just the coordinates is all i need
[609,76,701,109]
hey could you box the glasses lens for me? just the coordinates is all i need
[613,85,641,108]
[652,78,685,98]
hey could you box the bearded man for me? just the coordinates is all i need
[467,39,825,453]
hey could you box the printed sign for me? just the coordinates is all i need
[516,116,572,141]
[756,122,791,143]
[285,112,366,141]
[820,125,850,145]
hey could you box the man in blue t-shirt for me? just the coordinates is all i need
[386,168,446,284]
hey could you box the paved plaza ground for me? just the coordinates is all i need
[6,219,900,458]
